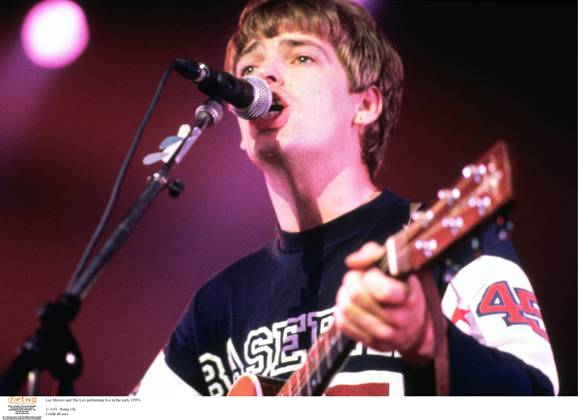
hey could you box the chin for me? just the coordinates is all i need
[244,136,284,167]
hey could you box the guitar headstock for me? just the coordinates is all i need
[382,141,513,276]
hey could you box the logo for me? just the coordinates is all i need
[5,396,39,418]
[7,397,37,404]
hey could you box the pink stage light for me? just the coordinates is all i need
[21,0,89,69]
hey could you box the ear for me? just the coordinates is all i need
[353,85,383,127]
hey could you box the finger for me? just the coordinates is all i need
[352,269,409,329]
[362,269,409,307]
[339,271,401,335]
[341,269,386,318]
[345,242,386,269]
[379,274,429,343]
[401,274,427,314]
[334,297,394,351]
[334,306,372,345]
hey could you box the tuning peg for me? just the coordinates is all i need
[437,188,461,204]
[468,195,492,215]
[462,164,487,183]
[410,209,434,227]
[441,216,464,235]
[415,239,438,257]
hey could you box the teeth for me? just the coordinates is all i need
[271,94,284,109]
[260,110,281,120]
[260,92,285,120]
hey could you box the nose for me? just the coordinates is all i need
[255,58,283,86]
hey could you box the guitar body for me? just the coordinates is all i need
[227,374,285,396]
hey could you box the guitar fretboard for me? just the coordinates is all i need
[277,322,356,396]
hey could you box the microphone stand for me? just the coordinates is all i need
[0,99,224,396]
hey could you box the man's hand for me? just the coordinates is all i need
[334,242,436,366]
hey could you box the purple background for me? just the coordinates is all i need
[0,1,575,395]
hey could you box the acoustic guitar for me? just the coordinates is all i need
[228,141,513,396]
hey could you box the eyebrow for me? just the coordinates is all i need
[238,40,262,62]
[280,38,331,60]
[236,36,331,69]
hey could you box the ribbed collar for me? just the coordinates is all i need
[276,189,408,253]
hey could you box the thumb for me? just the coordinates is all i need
[345,242,386,269]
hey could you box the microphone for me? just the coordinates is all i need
[174,59,272,120]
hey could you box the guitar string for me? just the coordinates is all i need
[279,147,505,396]
[282,325,335,395]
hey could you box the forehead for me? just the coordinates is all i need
[237,32,334,60]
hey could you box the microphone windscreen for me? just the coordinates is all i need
[233,76,272,120]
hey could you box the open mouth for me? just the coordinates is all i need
[259,94,286,120]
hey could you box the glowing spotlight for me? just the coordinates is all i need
[21,0,89,69]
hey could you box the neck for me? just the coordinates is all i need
[264,161,379,232]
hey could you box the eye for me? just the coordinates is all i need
[295,55,313,64]
[240,65,256,76]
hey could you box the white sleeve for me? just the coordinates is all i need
[133,351,202,396]
[441,255,559,394]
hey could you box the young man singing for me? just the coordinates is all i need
[137,0,558,396]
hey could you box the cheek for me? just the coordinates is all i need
[303,79,354,114]
[304,91,356,132]
[237,119,250,150]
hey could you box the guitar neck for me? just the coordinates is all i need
[277,323,356,396]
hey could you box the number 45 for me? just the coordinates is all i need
[476,281,549,341]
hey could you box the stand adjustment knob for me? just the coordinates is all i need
[167,179,185,198]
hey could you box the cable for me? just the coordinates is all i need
[67,61,178,292]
